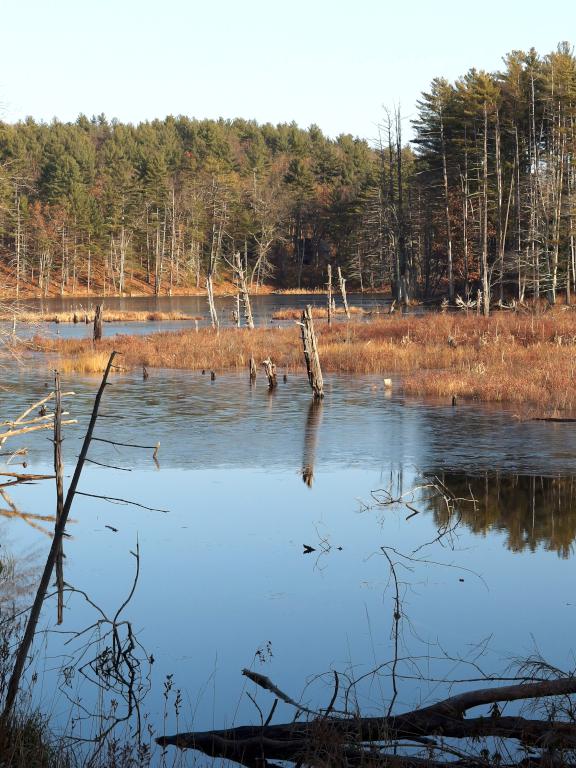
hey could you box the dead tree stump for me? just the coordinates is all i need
[262,358,277,389]
[93,304,103,342]
[233,251,254,329]
[299,305,324,399]
[206,275,219,330]
[337,266,350,319]
[327,264,333,326]
[249,356,257,384]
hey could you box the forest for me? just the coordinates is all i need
[1,42,576,305]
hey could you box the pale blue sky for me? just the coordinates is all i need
[0,0,573,140]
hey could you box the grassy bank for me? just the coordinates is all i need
[31,309,576,411]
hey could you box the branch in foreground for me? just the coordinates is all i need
[157,675,576,767]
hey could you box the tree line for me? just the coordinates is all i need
[1,42,575,307]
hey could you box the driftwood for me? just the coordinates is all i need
[299,306,324,399]
[157,674,576,767]
[249,356,257,384]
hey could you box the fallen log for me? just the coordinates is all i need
[156,675,576,767]
[531,417,576,423]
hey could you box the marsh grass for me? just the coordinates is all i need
[271,306,366,320]
[0,310,200,324]
[31,308,576,410]
[0,705,76,768]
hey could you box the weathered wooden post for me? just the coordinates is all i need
[93,304,103,342]
[299,305,324,399]
[327,264,333,326]
[262,357,277,389]
[337,266,350,319]
[249,356,257,384]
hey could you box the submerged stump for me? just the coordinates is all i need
[262,357,277,389]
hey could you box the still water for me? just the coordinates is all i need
[4,292,390,340]
[1,362,576,761]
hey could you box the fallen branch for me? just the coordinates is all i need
[0,419,77,441]
[157,674,576,766]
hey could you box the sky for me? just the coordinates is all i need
[0,0,574,142]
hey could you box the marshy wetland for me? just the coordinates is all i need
[3,296,576,765]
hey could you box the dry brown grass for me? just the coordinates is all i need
[0,309,200,323]
[271,306,365,320]
[30,307,576,410]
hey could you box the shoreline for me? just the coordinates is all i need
[0,283,390,302]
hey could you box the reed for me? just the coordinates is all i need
[31,308,576,410]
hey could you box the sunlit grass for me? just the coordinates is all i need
[271,306,365,319]
[32,308,576,410]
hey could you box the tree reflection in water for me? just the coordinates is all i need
[301,400,323,487]
[422,471,576,558]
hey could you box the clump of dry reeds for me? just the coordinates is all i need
[30,307,576,410]
[271,306,365,320]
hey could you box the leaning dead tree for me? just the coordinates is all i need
[157,672,576,767]
[299,305,324,399]
[337,266,350,319]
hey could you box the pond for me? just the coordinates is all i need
[1,360,576,762]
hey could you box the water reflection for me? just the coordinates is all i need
[301,400,323,487]
[423,471,576,558]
